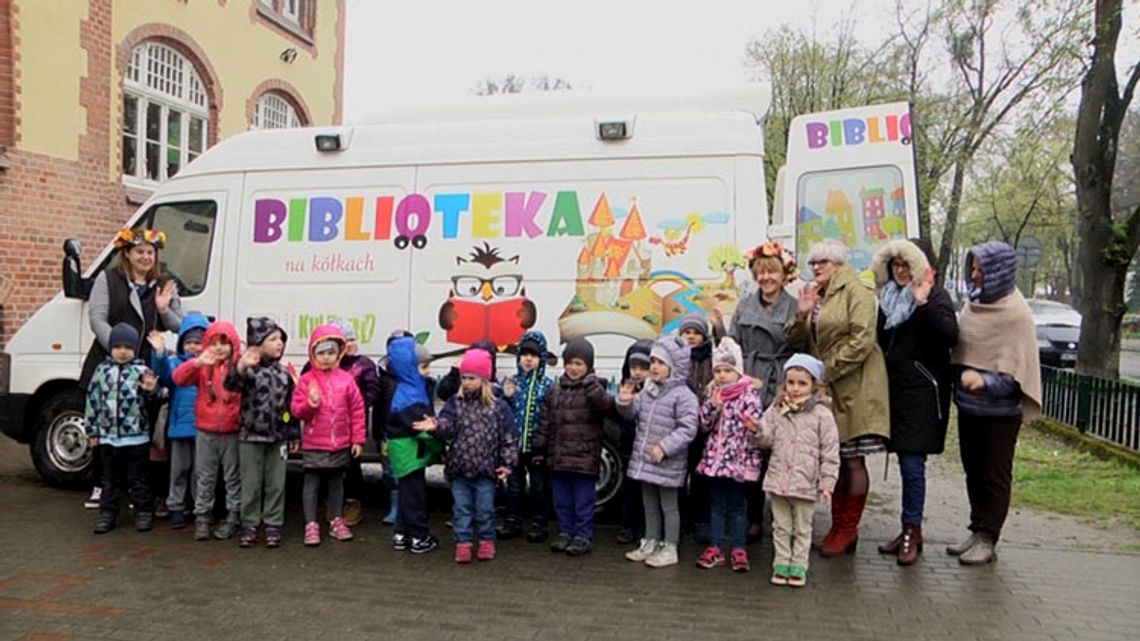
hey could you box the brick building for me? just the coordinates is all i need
[0,0,345,346]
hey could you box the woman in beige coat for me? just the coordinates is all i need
[785,239,889,557]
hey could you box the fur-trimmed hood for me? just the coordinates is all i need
[871,239,931,290]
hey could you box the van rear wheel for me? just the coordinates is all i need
[31,389,95,488]
[595,439,623,510]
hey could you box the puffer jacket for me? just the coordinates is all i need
[172,321,242,434]
[532,373,613,477]
[151,312,209,440]
[384,336,443,479]
[224,318,297,443]
[752,395,840,502]
[291,324,366,452]
[697,377,764,483]
[509,330,553,454]
[617,335,699,488]
[435,389,518,481]
[85,357,152,445]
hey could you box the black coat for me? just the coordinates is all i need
[532,374,613,476]
[877,286,959,454]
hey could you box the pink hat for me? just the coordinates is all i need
[460,348,493,381]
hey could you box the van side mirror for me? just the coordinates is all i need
[62,238,90,300]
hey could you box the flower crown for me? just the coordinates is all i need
[113,228,165,250]
[748,240,799,282]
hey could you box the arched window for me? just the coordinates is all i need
[253,92,302,129]
[122,42,209,184]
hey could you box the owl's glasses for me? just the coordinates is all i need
[451,275,522,298]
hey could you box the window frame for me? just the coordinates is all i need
[252,92,303,129]
[136,199,219,298]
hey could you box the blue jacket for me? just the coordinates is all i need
[509,330,553,454]
[152,313,209,439]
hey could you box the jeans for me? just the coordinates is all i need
[505,453,549,529]
[708,477,748,549]
[898,453,927,526]
[642,483,680,545]
[551,471,597,540]
[451,476,497,543]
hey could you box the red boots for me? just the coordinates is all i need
[818,490,866,557]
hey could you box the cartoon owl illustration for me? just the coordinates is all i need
[438,243,537,347]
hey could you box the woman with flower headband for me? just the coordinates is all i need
[79,228,183,510]
[709,239,798,543]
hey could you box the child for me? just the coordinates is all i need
[437,339,498,402]
[86,322,159,534]
[695,337,764,572]
[678,312,714,544]
[415,349,518,563]
[331,319,380,526]
[615,339,653,545]
[148,312,208,529]
[616,333,699,568]
[532,338,613,556]
[172,320,243,541]
[224,318,296,548]
[500,330,554,543]
[384,335,443,554]
[749,354,839,588]
[291,324,366,546]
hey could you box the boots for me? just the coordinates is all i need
[878,530,904,555]
[896,524,922,566]
[814,488,846,552]
[382,490,399,526]
[819,491,866,557]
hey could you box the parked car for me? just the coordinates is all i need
[1027,299,1081,368]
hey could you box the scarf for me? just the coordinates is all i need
[879,281,917,329]
[716,376,752,402]
[951,289,1042,418]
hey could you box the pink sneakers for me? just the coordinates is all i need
[303,521,321,546]
[696,546,726,569]
[477,540,496,561]
[730,548,751,572]
[455,542,474,564]
[330,517,354,542]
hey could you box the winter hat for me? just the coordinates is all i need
[562,338,595,371]
[109,322,139,350]
[246,316,286,347]
[414,343,432,365]
[313,338,340,355]
[678,313,709,339]
[182,327,205,344]
[650,342,675,372]
[333,318,357,342]
[519,337,542,357]
[628,350,651,368]
[460,348,493,381]
[712,337,745,376]
[783,353,825,382]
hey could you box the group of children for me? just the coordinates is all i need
[86,311,839,586]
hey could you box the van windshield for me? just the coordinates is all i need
[131,200,217,297]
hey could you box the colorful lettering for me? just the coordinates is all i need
[803,112,913,150]
[504,191,546,238]
[374,196,394,241]
[253,199,286,243]
[309,197,342,242]
[471,193,503,238]
[395,194,431,238]
[547,191,584,237]
[434,193,470,240]
[345,197,369,241]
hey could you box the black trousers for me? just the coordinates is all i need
[505,453,550,528]
[958,412,1022,542]
[99,443,151,516]
[396,468,430,539]
[682,432,711,527]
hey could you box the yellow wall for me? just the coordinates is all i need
[14,0,89,160]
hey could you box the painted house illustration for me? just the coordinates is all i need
[861,187,888,241]
[825,189,856,244]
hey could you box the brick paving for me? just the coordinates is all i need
[1,438,1138,641]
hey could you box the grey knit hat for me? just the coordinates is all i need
[678,313,709,339]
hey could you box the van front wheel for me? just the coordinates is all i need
[595,439,623,510]
[31,389,95,488]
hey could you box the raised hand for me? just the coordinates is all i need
[238,346,261,371]
[146,330,165,354]
[197,348,219,367]
[911,267,935,306]
[707,305,725,331]
[618,380,636,404]
[307,384,321,407]
[796,283,821,318]
[140,369,158,392]
[155,279,176,313]
[503,377,517,398]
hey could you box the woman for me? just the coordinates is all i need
[785,239,889,557]
[871,238,958,565]
[949,241,1040,566]
[80,228,182,508]
[710,240,798,542]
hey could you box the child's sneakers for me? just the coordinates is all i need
[330,517,354,542]
[264,526,283,548]
[168,511,188,529]
[696,546,726,569]
[730,548,751,572]
[193,519,212,541]
[134,511,154,533]
[213,512,240,540]
[625,538,660,562]
[477,540,496,561]
[549,532,573,553]
[93,510,116,534]
[786,565,807,587]
[239,526,258,548]
[455,542,474,564]
[644,542,678,567]
[84,487,102,509]
[565,536,592,557]
[409,535,438,554]
[770,564,790,585]
[303,521,321,546]
[392,533,409,551]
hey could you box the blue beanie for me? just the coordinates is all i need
[784,353,825,382]
[109,322,140,350]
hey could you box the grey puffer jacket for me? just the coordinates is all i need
[617,334,699,488]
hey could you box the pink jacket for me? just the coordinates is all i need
[752,395,839,502]
[290,324,366,452]
[697,377,764,483]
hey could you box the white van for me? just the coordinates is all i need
[0,89,918,503]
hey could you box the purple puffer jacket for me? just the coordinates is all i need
[435,389,518,481]
[697,377,764,483]
[752,395,839,502]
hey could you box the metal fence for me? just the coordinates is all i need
[1041,366,1140,452]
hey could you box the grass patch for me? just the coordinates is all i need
[1011,428,1140,531]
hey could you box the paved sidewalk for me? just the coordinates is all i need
[1,438,1138,641]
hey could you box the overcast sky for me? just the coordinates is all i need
[342,0,1136,123]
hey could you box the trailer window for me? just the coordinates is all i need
[135,201,217,297]
[794,165,908,276]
